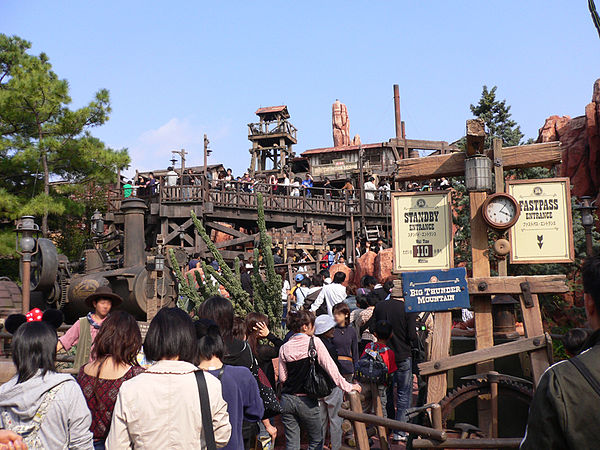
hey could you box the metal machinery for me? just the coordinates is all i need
[24,198,177,322]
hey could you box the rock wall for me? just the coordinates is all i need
[374,248,394,282]
[329,263,354,287]
[537,79,600,201]
[332,99,351,147]
[353,251,377,286]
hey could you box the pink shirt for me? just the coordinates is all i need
[278,333,355,393]
[59,316,105,362]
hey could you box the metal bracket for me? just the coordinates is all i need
[520,281,534,308]
[493,158,503,167]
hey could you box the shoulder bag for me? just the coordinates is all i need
[303,336,335,399]
[195,370,217,450]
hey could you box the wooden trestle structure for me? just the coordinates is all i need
[107,180,393,262]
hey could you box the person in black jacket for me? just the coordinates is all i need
[371,294,418,442]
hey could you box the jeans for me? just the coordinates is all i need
[281,393,323,450]
[319,386,343,450]
[93,441,106,450]
[361,383,388,418]
[387,357,412,438]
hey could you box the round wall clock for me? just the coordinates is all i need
[482,193,521,230]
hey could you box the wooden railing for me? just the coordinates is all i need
[108,179,393,218]
[247,120,298,140]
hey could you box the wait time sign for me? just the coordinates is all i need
[391,191,453,272]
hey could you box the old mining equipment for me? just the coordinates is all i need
[24,198,177,322]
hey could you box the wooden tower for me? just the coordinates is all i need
[248,105,297,177]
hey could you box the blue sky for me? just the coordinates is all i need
[2,1,599,178]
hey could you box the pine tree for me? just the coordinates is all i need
[0,34,129,238]
[470,85,524,147]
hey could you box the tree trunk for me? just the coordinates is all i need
[37,121,49,237]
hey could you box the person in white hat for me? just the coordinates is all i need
[315,315,345,450]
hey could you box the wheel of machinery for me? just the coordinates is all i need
[21,238,59,292]
[439,378,534,430]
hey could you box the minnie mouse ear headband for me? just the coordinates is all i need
[4,308,64,334]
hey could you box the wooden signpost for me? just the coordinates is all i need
[392,125,568,437]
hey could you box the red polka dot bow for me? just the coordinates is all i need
[25,308,43,322]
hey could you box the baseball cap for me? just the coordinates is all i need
[295,274,305,282]
[314,315,336,336]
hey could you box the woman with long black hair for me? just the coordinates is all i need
[77,311,144,449]
[0,321,93,449]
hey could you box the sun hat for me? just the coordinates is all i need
[314,315,336,336]
[295,273,305,282]
[84,286,123,308]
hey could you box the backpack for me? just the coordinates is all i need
[1,382,65,449]
[354,344,390,385]
[302,288,327,316]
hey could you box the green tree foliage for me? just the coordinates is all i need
[470,85,524,147]
[0,34,129,239]
[251,194,283,332]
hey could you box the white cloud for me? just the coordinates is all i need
[125,118,230,178]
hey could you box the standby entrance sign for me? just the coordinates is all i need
[508,178,574,264]
[391,191,453,272]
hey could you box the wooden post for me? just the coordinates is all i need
[518,292,549,385]
[426,312,452,404]
[348,391,370,450]
[372,383,389,450]
[493,138,508,277]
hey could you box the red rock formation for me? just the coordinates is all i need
[329,263,354,287]
[374,248,394,283]
[353,251,377,286]
[537,79,600,201]
[332,100,351,147]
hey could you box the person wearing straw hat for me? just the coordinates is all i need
[57,286,122,370]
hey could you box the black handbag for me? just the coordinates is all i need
[303,336,335,399]
[250,353,283,419]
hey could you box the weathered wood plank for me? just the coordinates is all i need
[426,312,452,404]
[214,233,258,249]
[468,275,568,294]
[519,293,550,387]
[395,142,562,181]
[394,275,568,296]
[419,334,548,376]
[204,221,247,238]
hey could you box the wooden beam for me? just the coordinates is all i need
[204,221,247,238]
[394,142,562,181]
[214,233,258,249]
[411,438,522,448]
[469,190,494,435]
[468,275,568,294]
[465,119,486,156]
[326,228,347,243]
[394,275,567,297]
[388,138,457,152]
[419,334,549,376]
[519,293,550,386]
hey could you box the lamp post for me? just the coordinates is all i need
[91,210,104,236]
[15,216,39,313]
[576,196,595,256]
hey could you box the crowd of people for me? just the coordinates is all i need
[119,165,406,203]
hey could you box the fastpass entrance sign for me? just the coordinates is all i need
[391,191,453,272]
[507,178,574,264]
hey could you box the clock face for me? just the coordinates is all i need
[486,197,517,225]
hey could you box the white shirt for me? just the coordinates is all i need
[310,283,347,316]
[281,279,291,302]
[166,170,178,187]
[364,181,376,201]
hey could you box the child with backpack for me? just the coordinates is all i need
[355,320,397,417]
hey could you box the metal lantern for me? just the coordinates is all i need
[491,294,520,340]
[91,210,104,235]
[155,254,165,272]
[576,196,596,256]
[15,216,40,313]
[15,216,38,254]
[465,155,493,192]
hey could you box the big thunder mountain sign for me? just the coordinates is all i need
[392,123,570,437]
